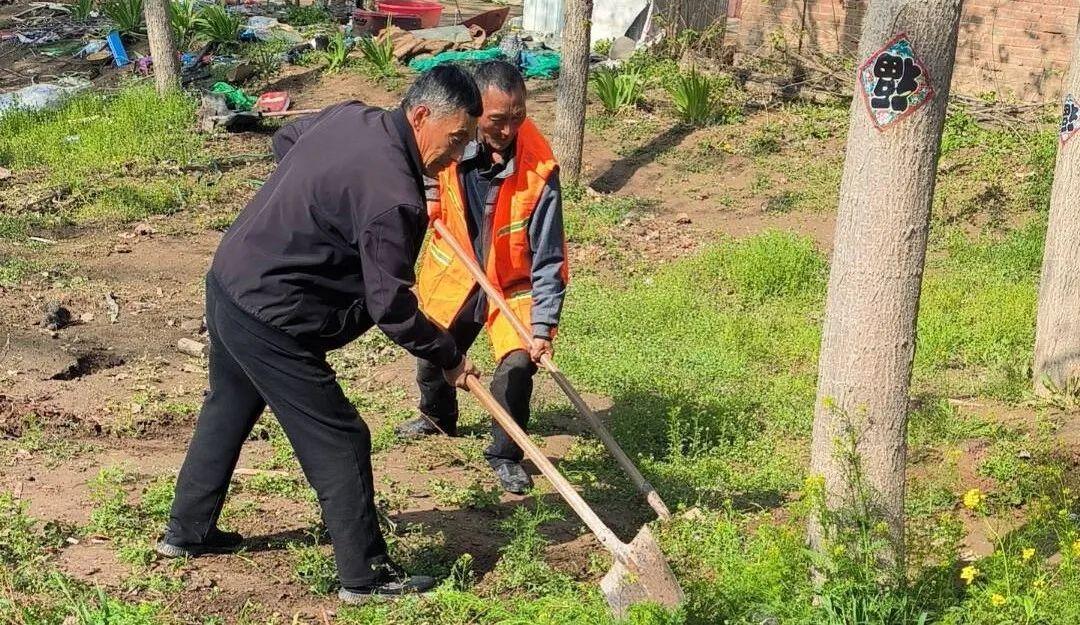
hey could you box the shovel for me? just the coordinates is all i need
[464,373,684,616]
[432,219,673,520]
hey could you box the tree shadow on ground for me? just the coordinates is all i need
[589,123,695,194]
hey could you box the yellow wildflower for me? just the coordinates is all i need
[991,594,1007,607]
[1072,539,1080,557]
[1022,548,1035,562]
[960,565,979,585]
[1033,579,1046,590]
[963,488,985,510]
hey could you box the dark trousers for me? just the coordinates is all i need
[166,275,387,588]
[416,293,537,467]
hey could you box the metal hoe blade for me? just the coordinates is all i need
[600,525,684,617]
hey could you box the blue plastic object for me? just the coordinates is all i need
[106,30,129,67]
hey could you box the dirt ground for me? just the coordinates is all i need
[0,49,760,619]
[4,3,1054,620]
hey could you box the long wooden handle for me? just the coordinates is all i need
[539,358,672,520]
[432,219,671,520]
[465,375,626,557]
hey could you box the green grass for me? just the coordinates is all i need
[0,256,44,287]
[428,478,501,509]
[0,85,202,233]
[915,218,1044,400]
[563,191,653,245]
[0,85,199,182]
[2,92,1077,624]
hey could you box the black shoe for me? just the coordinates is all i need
[395,416,456,439]
[492,462,533,495]
[154,527,243,558]
[338,562,437,603]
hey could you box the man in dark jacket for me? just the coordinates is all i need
[156,65,481,603]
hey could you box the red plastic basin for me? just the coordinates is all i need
[375,0,443,29]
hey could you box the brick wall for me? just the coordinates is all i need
[728,0,1079,102]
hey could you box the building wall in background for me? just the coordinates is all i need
[728,0,1078,102]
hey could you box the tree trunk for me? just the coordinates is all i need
[1033,18,1080,394]
[808,0,964,564]
[145,0,181,96]
[552,0,592,185]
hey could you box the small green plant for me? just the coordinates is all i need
[591,68,644,114]
[244,43,284,80]
[593,38,613,57]
[355,34,396,77]
[101,0,144,35]
[747,123,782,156]
[0,492,50,590]
[284,4,331,26]
[669,69,714,125]
[169,0,199,50]
[428,478,501,509]
[490,500,570,595]
[194,3,241,45]
[289,539,338,595]
[323,30,351,74]
[764,191,800,214]
[70,0,94,21]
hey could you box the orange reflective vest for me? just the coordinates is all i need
[417,118,566,362]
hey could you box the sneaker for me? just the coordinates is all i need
[395,416,456,439]
[154,527,244,558]
[338,561,437,603]
[492,462,533,495]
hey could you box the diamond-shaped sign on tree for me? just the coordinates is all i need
[858,34,935,131]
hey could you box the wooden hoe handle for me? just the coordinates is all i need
[432,219,672,520]
[465,374,626,556]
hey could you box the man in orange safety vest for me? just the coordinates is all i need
[397,60,568,494]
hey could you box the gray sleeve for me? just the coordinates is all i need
[528,169,567,339]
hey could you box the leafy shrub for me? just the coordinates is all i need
[244,42,284,80]
[194,3,241,45]
[323,30,350,73]
[285,4,331,26]
[70,0,94,21]
[356,34,396,77]
[169,0,199,49]
[669,69,713,125]
[591,68,644,114]
[101,0,144,35]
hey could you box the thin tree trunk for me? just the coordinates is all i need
[145,0,181,95]
[1033,17,1080,394]
[552,0,592,185]
[808,0,964,564]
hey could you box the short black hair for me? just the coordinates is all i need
[402,64,483,118]
[472,60,527,97]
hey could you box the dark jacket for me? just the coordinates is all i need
[211,102,461,368]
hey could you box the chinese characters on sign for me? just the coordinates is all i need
[858,34,935,130]
[1060,94,1078,146]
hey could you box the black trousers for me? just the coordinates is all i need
[416,292,537,466]
[166,275,387,588]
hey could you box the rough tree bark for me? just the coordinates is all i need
[552,0,592,185]
[145,0,181,95]
[1033,18,1080,394]
[808,0,965,562]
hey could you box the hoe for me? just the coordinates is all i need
[433,218,685,616]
